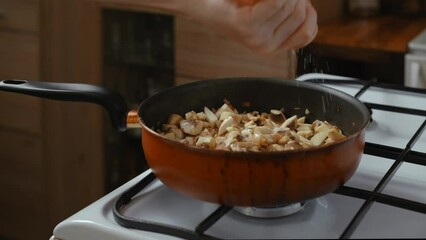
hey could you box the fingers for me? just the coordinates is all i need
[250,0,287,21]
[281,2,318,50]
[213,0,318,55]
[240,0,299,53]
[262,0,298,30]
[263,0,307,53]
[247,0,317,54]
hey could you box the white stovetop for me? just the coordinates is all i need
[51,73,426,240]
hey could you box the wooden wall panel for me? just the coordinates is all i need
[40,0,105,234]
[175,17,297,83]
[0,31,39,79]
[0,129,46,239]
[0,0,44,238]
[0,0,39,33]
[0,92,42,134]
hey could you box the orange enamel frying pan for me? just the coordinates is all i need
[0,78,369,207]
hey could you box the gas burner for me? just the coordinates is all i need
[234,202,306,218]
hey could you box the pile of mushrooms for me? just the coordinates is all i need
[157,101,346,152]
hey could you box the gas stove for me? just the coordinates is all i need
[51,73,426,239]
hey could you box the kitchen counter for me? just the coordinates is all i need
[301,15,426,85]
[314,15,426,53]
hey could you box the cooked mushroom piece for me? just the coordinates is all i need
[297,116,306,124]
[218,116,236,136]
[180,119,203,136]
[270,109,286,124]
[310,131,329,146]
[328,128,346,140]
[254,126,274,135]
[281,115,298,130]
[204,107,218,125]
[158,100,346,152]
[215,103,235,118]
[168,114,183,125]
[196,136,216,148]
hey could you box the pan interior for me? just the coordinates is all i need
[139,78,370,137]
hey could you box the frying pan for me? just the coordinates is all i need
[0,78,370,207]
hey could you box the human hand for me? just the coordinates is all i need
[178,0,317,55]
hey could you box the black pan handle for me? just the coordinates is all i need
[0,79,129,131]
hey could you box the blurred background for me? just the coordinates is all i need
[1,0,425,239]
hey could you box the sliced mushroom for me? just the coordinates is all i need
[224,131,239,147]
[270,109,286,124]
[231,114,243,124]
[229,142,242,152]
[328,128,346,140]
[164,132,176,140]
[204,107,218,125]
[325,137,335,144]
[297,123,312,132]
[161,124,175,132]
[180,119,203,136]
[281,115,298,130]
[262,134,275,145]
[241,128,253,138]
[278,135,291,145]
[182,136,195,146]
[254,126,274,135]
[310,131,329,146]
[218,116,235,136]
[297,134,312,146]
[219,111,234,121]
[263,119,278,129]
[214,136,226,148]
[269,144,286,151]
[159,100,346,152]
[244,120,257,129]
[196,136,215,148]
[246,134,262,148]
[172,128,185,139]
[297,116,306,124]
[284,141,303,150]
[315,121,333,133]
[247,146,260,152]
[215,103,234,118]
[185,111,198,120]
[223,98,237,112]
[297,130,313,139]
[265,132,279,143]
[196,112,207,121]
[168,114,183,125]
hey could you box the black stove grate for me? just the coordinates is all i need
[113,171,230,240]
[113,79,426,239]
